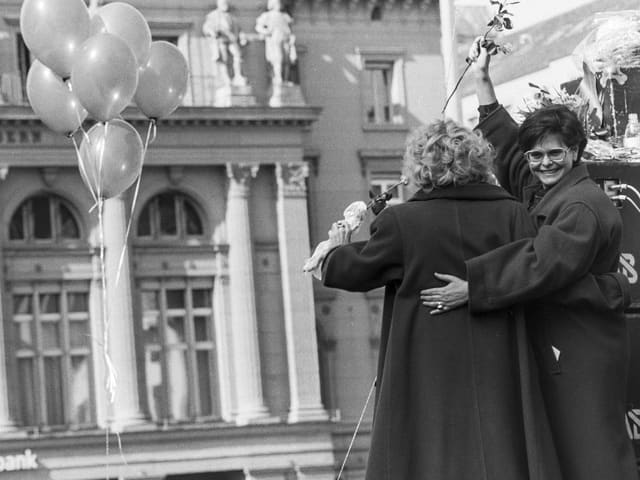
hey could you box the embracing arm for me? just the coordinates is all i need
[322,208,403,292]
[423,269,630,314]
[466,202,610,312]
[544,272,630,313]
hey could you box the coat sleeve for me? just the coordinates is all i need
[322,208,403,292]
[503,201,630,312]
[543,272,631,313]
[476,106,532,200]
[467,201,605,312]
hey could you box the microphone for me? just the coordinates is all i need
[367,176,409,215]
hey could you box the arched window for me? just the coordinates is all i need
[134,191,219,422]
[9,194,81,242]
[137,192,204,239]
[7,195,92,430]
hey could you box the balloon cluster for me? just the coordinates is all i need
[20,0,189,200]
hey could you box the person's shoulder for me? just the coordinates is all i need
[562,177,622,219]
[571,176,614,204]
[381,199,431,221]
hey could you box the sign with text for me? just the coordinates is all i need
[0,449,38,473]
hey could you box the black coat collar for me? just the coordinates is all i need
[523,164,591,212]
[408,183,516,203]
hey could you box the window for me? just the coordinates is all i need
[10,282,94,429]
[0,34,31,105]
[140,278,220,422]
[9,195,81,243]
[364,61,394,124]
[137,192,204,240]
[358,48,407,128]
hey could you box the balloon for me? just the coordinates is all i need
[71,33,138,122]
[93,2,152,65]
[78,119,144,199]
[20,0,91,78]
[134,41,189,119]
[26,61,87,135]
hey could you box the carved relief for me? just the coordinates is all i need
[226,163,259,186]
[276,162,309,195]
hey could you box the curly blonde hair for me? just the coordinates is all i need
[403,119,496,190]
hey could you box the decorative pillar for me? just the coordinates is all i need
[0,268,15,432]
[103,196,145,429]
[226,163,269,424]
[275,162,328,422]
[0,168,15,431]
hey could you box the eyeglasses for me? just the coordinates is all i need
[524,147,571,164]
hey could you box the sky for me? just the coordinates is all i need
[454,0,595,31]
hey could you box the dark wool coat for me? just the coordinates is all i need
[469,106,638,480]
[323,183,561,480]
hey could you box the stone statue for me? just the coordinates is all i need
[255,0,297,85]
[203,0,247,87]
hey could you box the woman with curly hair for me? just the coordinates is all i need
[321,119,561,480]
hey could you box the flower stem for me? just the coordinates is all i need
[441,24,497,115]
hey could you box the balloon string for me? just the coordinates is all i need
[98,197,117,480]
[71,133,99,206]
[77,125,103,212]
[115,119,156,286]
[94,122,118,480]
[97,122,108,201]
[98,199,118,397]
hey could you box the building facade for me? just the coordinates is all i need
[0,0,444,478]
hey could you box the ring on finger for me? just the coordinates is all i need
[437,302,444,310]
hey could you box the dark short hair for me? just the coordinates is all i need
[518,104,587,163]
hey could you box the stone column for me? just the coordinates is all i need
[275,163,328,422]
[226,163,269,424]
[0,268,15,432]
[103,196,145,429]
[0,169,15,431]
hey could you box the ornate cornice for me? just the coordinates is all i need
[289,0,437,19]
[0,105,322,130]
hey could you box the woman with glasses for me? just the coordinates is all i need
[421,38,637,480]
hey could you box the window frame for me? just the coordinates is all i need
[8,194,84,246]
[137,276,221,423]
[357,47,408,131]
[8,281,95,431]
[135,191,207,243]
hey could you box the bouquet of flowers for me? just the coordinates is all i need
[517,83,590,126]
[574,11,640,85]
[573,11,640,141]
